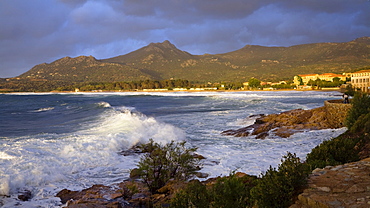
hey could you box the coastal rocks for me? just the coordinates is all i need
[222,107,334,139]
[56,172,251,207]
[56,179,184,207]
[56,184,129,207]
[291,158,370,208]
[17,190,32,201]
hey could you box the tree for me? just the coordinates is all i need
[296,76,304,85]
[136,139,202,193]
[248,77,261,89]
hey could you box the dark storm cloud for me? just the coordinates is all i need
[0,0,369,77]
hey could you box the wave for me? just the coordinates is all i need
[96,101,111,108]
[0,105,184,202]
[33,107,55,112]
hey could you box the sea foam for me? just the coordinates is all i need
[0,104,184,207]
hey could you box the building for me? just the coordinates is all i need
[351,70,370,92]
[294,73,346,85]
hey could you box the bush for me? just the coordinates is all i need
[306,135,361,169]
[350,112,370,134]
[170,180,210,208]
[250,152,310,208]
[346,92,370,129]
[307,92,370,170]
[171,173,257,208]
[209,173,257,208]
[136,139,202,193]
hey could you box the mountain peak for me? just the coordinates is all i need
[148,40,176,49]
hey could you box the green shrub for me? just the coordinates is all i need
[306,135,361,169]
[250,152,310,208]
[171,173,257,208]
[170,180,210,208]
[350,112,370,134]
[136,139,202,193]
[209,173,257,208]
[346,92,370,129]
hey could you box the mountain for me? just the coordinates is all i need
[17,37,370,83]
[18,55,153,82]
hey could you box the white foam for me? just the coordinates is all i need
[33,107,55,112]
[96,101,111,108]
[0,91,344,207]
[0,152,15,160]
[0,106,184,206]
[197,127,347,178]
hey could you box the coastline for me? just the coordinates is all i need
[1,88,341,94]
[1,90,348,207]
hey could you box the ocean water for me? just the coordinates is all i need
[0,91,346,207]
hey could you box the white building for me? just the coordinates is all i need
[351,70,370,92]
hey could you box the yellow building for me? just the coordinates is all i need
[351,70,370,92]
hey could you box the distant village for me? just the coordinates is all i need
[141,69,370,93]
[80,69,370,93]
[241,69,370,93]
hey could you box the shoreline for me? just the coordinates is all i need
[1,88,342,94]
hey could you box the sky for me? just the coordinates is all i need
[1,0,369,78]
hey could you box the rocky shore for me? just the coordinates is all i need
[54,158,370,208]
[291,158,370,208]
[51,103,362,207]
[222,107,337,139]
[55,172,249,208]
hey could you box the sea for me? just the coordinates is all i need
[0,90,347,207]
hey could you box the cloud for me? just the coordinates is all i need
[1,0,369,77]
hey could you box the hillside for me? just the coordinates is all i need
[15,37,370,83]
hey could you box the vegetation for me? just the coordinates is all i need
[171,180,211,208]
[170,152,309,208]
[135,139,201,194]
[250,153,310,208]
[140,91,370,207]
[345,92,370,129]
[1,78,248,92]
[171,173,257,208]
[306,77,345,89]
[247,77,261,89]
[306,91,370,170]
[305,135,361,169]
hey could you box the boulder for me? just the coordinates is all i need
[222,107,335,139]
[56,184,128,208]
[18,190,32,201]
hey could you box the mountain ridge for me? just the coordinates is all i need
[16,37,370,83]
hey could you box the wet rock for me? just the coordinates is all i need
[56,184,127,207]
[222,107,333,139]
[195,172,209,178]
[18,190,32,201]
[119,145,143,156]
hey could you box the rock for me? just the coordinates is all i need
[18,190,32,201]
[56,184,128,207]
[291,158,370,207]
[56,189,79,204]
[317,187,331,192]
[119,145,143,156]
[193,153,206,160]
[346,184,366,193]
[222,107,334,139]
[195,172,209,178]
